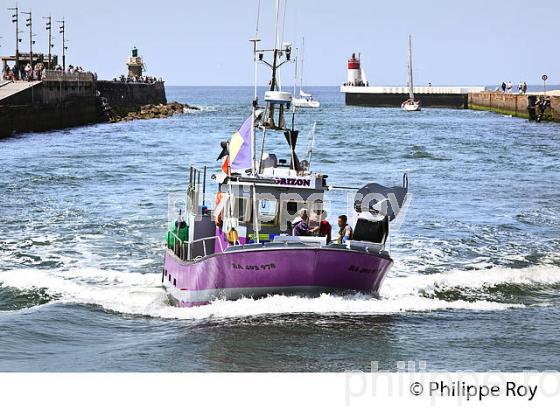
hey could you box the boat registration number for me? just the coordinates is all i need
[232,263,277,271]
[348,265,376,275]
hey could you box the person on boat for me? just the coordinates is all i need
[292,209,312,236]
[337,215,353,244]
[214,191,224,228]
[313,210,332,243]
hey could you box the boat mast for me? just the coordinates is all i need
[291,47,297,129]
[270,0,280,93]
[250,0,261,175]
[408,34,414,100]
[292,48,298,99]
[254,0,293,153]
[299,37,304,95]
[250,0,262,244]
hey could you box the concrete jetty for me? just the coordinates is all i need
[0,47,174,138]
[468,91,560,122]
[0,71,167,138]
[0,81,40,102]
[341,85,486,108]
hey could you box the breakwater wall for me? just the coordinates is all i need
[0,72,167,138]
[0,96,101,137]
[468,92,560,122]
[341,86,486,109]
[346,92,469,108]
[96,81,167,116]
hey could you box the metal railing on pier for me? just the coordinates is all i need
[43,70,95,82]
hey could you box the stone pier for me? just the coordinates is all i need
[0,71,168,138]
[468,91,560,122]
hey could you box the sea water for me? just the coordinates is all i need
[0,86,559,371]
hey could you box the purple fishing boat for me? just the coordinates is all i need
[162,1,409,307]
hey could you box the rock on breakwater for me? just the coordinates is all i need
[110,102,200,122]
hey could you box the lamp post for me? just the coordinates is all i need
[21,9,33,72]
[44,16,52,69]
[57,18,66,71]
[8,4,20,75]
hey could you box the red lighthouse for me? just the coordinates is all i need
[347,53,363,86]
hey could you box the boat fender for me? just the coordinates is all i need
[227,227,239,244]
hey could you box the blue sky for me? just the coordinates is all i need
[1,0,558,86]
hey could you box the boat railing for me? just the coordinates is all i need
[170,232,223,261]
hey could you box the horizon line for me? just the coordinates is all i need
[163,83,557,88]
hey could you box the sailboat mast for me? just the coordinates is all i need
[299,37,304,94]
[293,50,298,97]
[408,34,414,100]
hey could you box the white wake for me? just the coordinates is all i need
[1,265,560,320]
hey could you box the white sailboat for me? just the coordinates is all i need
[293,38,320,108]
[401,34,421,112]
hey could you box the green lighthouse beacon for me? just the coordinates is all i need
[127,46,144,78]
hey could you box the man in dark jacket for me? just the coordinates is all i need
[292,209,312,236]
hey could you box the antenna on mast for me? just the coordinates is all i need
[255,0,261,34]
[249,0,262,174]
[281,0,288,50]
[274,0,281,50]
[251,0,261,100]
[307,122,317,170]
[290,46,298,131]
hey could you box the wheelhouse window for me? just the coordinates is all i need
[280,200,307,228]
[258,199,278,224]
[232,196,251,222]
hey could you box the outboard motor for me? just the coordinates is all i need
[352,174,409,244]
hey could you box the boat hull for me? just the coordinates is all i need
[163,247,392,307]
[402,102,421,111]
[293,98,320,108]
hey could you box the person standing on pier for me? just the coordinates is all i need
[506,81,513,93]
[2,66,10,81]
[501,82,506,93]
[24,63,32,81]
